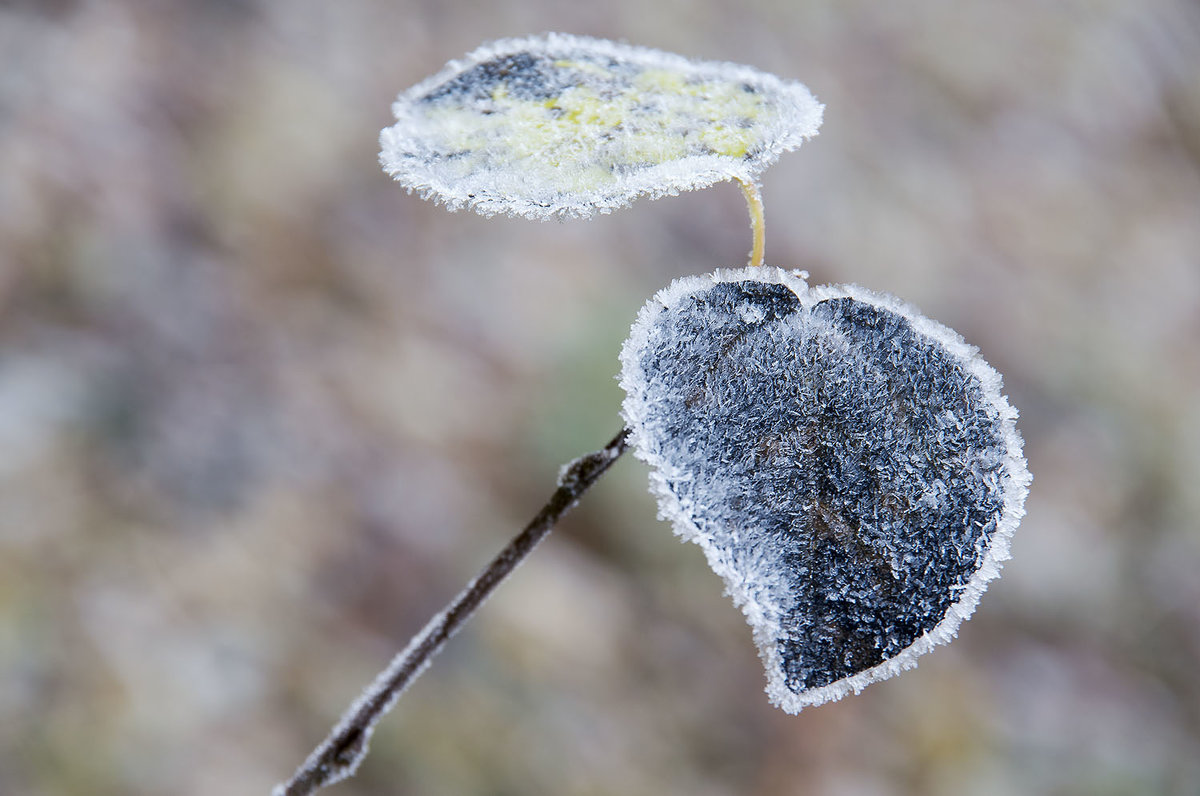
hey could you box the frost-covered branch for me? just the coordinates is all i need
[274,428,630,796]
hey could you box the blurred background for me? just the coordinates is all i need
[2,1,1198,794]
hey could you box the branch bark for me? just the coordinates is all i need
[274,428,630,796]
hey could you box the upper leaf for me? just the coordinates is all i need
[380,33,823,219]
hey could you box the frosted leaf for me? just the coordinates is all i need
[379,33,823,219]
[619,268,1031,713]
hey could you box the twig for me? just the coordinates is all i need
[274,428,631,796]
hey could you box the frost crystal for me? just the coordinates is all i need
[619,268,1031,713]
[379,33,823,219]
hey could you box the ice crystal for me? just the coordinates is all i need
[379,33,823,219]
[619,268,1031,713]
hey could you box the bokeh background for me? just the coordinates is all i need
[3,1,1199,794]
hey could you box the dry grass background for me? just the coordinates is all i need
[2,1,1199,794]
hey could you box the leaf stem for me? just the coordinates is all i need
[736,176,766,268]
[273,428,631,796]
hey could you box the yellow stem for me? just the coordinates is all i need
[736,177,766,268]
